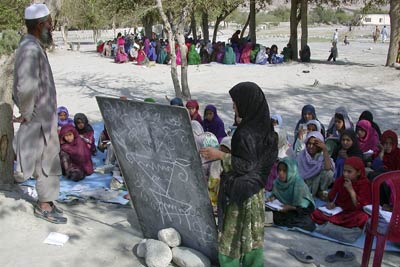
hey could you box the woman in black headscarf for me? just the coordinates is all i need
[200,82,277,267]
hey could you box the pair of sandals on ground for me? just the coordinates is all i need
[287,248,355,265]
[34,201,67,224]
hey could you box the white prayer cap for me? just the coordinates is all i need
[24,4,50,20]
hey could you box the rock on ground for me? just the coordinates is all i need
[145,239,173,267]
[172,246,211,267]
[136,239,147,258]
[158,228,181,248]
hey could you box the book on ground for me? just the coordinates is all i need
[265,199,284,211]
[363,204,392,223]
[318,205,343,216]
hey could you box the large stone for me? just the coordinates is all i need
[172,247,211,267]
[136,239,147,258]
[157,228,181,248]
[145,239,172,267]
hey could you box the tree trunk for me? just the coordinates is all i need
[112,16,116,38]
[249,0,256,44]
[240,13,251,39]
[190,11,197,42]
[0,54,16,185]
[176,26,191,100]
[300,0,308,50]
[289,0,300,61]
[156,0,182,98]
[212,17,223,43]
[201,10,209,42]
[142,14,153,39]
[93,29,99,44]
[386,0,400,66]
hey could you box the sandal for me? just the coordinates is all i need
[34,206,67,224]
[50,202,63,215]
[287,248,314,264]
[325,250,355,263]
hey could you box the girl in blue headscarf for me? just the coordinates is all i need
[293,104,325,148]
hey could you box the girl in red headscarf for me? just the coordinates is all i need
[370,130,400,209]
[59,125,94,181]
[311,156,371,228]
[186,100,203,125]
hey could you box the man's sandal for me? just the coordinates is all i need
[34,206,67,224]
[50,202,63,215]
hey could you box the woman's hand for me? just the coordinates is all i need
[267,196,276,203]
[199,147,225,161]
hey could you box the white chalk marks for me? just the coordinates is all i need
[97,97,218,260]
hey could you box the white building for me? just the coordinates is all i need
[360,14,390,26]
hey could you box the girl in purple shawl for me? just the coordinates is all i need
[297,131,335,199]
[57,106,74,129]
[202,105,227,143]
[59,124,93,181]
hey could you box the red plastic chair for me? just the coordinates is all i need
[361,171,400,267]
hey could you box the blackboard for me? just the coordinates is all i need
[96,97,218,262]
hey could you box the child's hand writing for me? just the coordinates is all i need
[326,202,336,209]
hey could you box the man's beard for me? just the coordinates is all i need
[39,27,53,48]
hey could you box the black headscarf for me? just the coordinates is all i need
[74,113,94,135]
[220,82,277,207]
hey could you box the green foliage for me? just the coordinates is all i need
[309,5,353,25]
[0,1,31,31]
[0,30,20,56]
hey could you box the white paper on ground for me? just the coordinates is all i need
[43,232,69,246]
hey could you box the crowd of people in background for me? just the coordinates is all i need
[96,30,298,66]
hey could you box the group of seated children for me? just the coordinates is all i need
[57,106,95,182]
[96,30,293,66]
[57,98,397,235]
[262,104,397,233]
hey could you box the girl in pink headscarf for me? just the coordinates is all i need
[186,100,202,124]
[356,119,379,153]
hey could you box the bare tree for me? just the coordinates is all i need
[156,0,193,99]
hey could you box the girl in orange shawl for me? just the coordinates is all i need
[311,156,371,228]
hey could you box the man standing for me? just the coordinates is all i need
[332,29,339,44]
[381,26,388,43]
[13,3,67,224]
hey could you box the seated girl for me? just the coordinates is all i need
[332,129,363,179]
[115,46,128,63]
[74,113,96,155]
[268,157,316,231]
[369,130,400,209]
[186,100,203,125]
[326,106,354,155]
[297,131,335,199]
[356,119,379,155]
[188,44,201,65]
[293,119,323,155]
[202,105,227,143]
[239,42,252,64]
[136,46,149,65]
[266,127,294,191]
[293,104,325,149]
[311,156,372,228]
[59,125,93,181]
[358,110,382,139]
[57,106,74,132]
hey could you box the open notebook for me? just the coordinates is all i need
[265,199,284,211]
[318,206,343,216]
[363,205,392,223]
